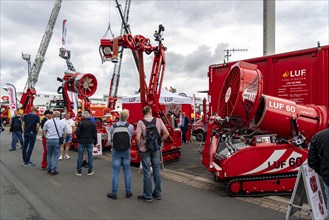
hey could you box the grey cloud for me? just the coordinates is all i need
[1,0,328,100]
[1,1,52,27]
[166,43,228,78]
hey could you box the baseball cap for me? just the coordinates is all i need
[44,110,53,115]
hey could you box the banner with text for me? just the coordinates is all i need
[6,83,18,117]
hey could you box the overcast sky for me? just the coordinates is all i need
[1,0,328,100]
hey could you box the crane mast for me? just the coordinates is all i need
[107,0,133,109]
[20,0,62,113]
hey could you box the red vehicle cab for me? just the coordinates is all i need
[192,119,207,141]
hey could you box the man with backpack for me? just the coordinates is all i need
[9,110,24,151]
[135,106,169,203]
[107,109,134,200]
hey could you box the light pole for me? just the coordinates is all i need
[22,52,31,77]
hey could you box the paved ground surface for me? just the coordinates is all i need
[0,127,311,219]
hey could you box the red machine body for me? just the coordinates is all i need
[99,25,182,163]
[122,101,191,163]
[253,95,328,141]
[202,60,328,196]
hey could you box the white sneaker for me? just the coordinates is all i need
[65,155,71,159]
[87,170,95,176]
[59,156,62,161]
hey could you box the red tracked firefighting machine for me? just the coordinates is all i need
[202,61,328,196]
[99,25,182,163]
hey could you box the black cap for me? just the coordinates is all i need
[44,110,53,115]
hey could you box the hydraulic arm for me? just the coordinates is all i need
[100,25,175,139]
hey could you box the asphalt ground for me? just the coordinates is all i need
[0,128,310,219]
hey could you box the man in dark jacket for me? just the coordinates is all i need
[308,128,329,214]
[180,112,190,143]
[9,110,24,151]
[75,111,97,176]
[22,106,40,167]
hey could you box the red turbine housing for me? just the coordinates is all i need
[218,61,328,140]
[218,61,263,127]
[63,72,97,97]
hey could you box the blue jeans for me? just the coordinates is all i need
[12,131,23,150]
[181,127,187,143]
[46,139,60,173]
[111,149,131,194]
[140,150,161,199]
[76,144,93,171]
[324,182,329,215]
[22,132,36,163]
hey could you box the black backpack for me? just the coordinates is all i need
[10,116,22,132]
[112,123,131,152]
[142,118,161,152]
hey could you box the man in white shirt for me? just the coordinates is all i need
[43,111,67,175]
[59,112,75,160]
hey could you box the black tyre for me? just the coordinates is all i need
[195,130,204,141]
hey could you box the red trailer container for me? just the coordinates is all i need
[208,45,329,114]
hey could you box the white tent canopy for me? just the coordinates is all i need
[122,88,192,104]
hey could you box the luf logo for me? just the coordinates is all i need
[129,97,136,102]
[282,71,289,78]
[164,97,173,102]
[282,69,306,78]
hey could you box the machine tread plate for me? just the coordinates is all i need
[226,172,297,197]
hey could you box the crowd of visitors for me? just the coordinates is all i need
[6,106,193,204]
[7,107,98,177]
[4,105,329,208]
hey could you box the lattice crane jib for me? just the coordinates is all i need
[20,0,62,113]
[107,0,133,109]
